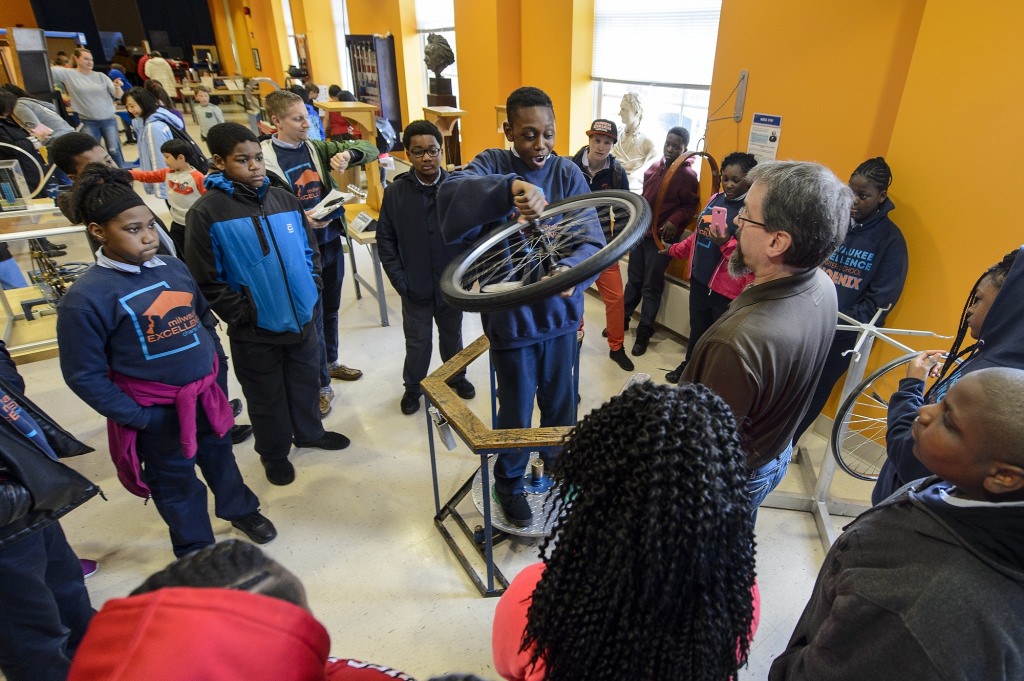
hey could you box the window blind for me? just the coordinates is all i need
[593,0,721,87]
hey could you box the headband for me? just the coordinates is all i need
[88,191,147,225]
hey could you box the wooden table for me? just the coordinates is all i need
[343,203,388,326]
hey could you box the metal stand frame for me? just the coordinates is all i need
[422,335,578,597]
[762,308,948,550]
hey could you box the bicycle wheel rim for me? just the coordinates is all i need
[441,190,649,313]
[830,353,917,481]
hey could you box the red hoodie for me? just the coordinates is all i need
[68,588,414,681]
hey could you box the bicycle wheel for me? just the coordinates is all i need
[830,353,917,481]
[440,190,650,313]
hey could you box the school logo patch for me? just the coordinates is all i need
[119,282,202,359]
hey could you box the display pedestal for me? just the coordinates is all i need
[426,77,462,167]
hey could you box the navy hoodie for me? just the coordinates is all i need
[873,245,1024,503]
[820,197,908,325]
[437,149,604,350]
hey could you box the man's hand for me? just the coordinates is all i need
[907,351,946,380]
[511,179,546,222]
[305,210,329,230]
[541,265,575,297]
[660,221,678,242]
[330,151,352,173]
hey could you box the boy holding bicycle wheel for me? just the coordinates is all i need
[438,87,604,527]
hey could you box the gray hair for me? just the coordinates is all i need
[748,161,851,269]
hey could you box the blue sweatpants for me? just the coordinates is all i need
[491,331,578,494]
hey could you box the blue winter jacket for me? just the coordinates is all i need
[184,173,321,343]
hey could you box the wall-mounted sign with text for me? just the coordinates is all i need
[748,113,782,162]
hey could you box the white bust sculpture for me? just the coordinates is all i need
[612,92,657,191]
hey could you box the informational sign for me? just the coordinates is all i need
[747,113,782,162]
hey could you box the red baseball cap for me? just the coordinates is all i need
[586,119,618,141]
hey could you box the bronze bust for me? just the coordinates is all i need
[424,33,455,78]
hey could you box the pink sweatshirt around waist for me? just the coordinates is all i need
[107,361,232,497]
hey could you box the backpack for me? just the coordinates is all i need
[167,124,210,174]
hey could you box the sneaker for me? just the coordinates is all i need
[328,362,363,381]
[80,559,99,579]
[319,386,334,418]
[400,391,421,415]
[495,489,532,528]
[576,328,585,344]
[294,431,351,450]
[260,457,295,486]
[230,424,253,444]
[231,511,278,544]
[229,398,243,418]
[609,348,634,371]
[452,378,476,400]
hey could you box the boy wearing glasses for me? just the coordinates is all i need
[261,90,379,417]
[376,120,475,415]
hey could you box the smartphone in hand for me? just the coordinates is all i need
[711,206,728,237]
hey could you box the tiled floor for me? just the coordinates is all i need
[14,126,873,679]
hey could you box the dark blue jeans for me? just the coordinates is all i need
[401,294,465,395]
[316,238,345,387]
[136,404,259,557]
[0,523,94,681]
[491,331,578,494]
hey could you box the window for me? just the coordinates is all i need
[592,0,721,177]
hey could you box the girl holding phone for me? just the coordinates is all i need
[662,151,758,383]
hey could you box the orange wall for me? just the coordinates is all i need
[519,0,593,157]
[289,0,342,86]
[0,0,38,27]
[346,0,425,129]
[707,0,927,388]
[206,0,239,74]
[453,0,521,158]
[884,0,1024,348]
[707,0,924,178]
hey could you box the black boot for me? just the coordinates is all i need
[665,360,687,384]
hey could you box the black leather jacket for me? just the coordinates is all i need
[0,375,98,548]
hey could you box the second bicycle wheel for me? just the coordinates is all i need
[440,190,650,313]
[830,353,917,481]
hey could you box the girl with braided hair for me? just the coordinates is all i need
[56,163,276,557]
[493,381,759,681]
[873,246,1023,504]
[793,156,909,446]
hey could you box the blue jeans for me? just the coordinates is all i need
[0,523,94,681]
[316,238,345,387]
[80,117,126,168]
[747,442,793,513]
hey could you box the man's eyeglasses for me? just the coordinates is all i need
[409,147,442,159]
[736,206,768,229]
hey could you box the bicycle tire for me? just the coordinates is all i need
[830,352,917,481]
[440,190,650,313]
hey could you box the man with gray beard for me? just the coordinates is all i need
[680,161,851,511]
